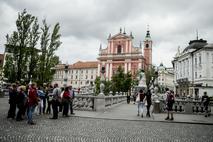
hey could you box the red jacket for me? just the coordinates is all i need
[63,91,70,99]
[28,88,38,106]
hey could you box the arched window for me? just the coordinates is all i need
[146,44,149,48]
[117,45,122,54]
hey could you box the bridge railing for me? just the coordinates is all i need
[159,99,212,114]
[73,92,126,111]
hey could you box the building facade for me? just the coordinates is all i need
[157,63,174,92]
[97,28,152,80]
[52,61,98,89]
[173,39,213,97]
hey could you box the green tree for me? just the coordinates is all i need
[94,76,100,95]
[111,66,132,93]
[27,17,40,82]
[5,9,36,82]
[4,9,61,84]
[94,77,112,95]
[3,54,16,82]
[37,20,61,85]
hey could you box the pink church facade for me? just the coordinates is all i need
[97,28,152,80]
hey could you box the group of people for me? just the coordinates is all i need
[132,88,175,120]
[133,87,211,120]
[7,82,75,125]
[133,89,152,118]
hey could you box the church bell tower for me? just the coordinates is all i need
[143,26,152,67]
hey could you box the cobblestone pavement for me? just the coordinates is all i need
[0,98,213,142]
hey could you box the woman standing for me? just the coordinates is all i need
[62,87,71,117]
[136,89,146,117]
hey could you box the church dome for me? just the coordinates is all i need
[183,39,207,53]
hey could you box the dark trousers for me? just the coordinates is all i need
[70,100,74,114]
[146,105,151,117]
[46,101,52,114]
[16,104,24,120]
[7,103,16,119]
[52,100,58,119]
[43,98,46,114]
[63,100,69,116]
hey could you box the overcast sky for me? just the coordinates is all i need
[0,0,213,67]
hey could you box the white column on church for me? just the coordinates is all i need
[138,62,142,70]
[98,63,101,77]
[109,63,112,80]
[129,41,131,53]
[124,62,127,73]
[128,62,131,72]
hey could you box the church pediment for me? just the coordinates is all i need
[110,33,131,40]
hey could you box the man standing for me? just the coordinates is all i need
[50,83,61,119]
[202,92,210,117]
[165,88,175,120]
[7,84,17,119]
[69,86,75,115]
[27,83,38,125]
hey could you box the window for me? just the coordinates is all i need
[75,81,77,84]
[195,58,197,66]
[117,45,122,54]
[80,81,82,85]
[75,76,77,79]
[86,75,88,79]
[76,70,78,73]
[146,44,149,48]
[81,70,83,74]
[71,75,73,79]
[91,75,93,79]
[199,55,201,65]
[86,70,88,74]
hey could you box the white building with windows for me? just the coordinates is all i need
[173,39,213,97]
[52,61,98,89]
[157,63,174,92]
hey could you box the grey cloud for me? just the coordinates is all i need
[0,0,213,67]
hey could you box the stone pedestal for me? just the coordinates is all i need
[185,103,193,114]
[94,94,105,111]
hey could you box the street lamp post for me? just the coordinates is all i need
[99,65,105,96]
[64,64,68,87]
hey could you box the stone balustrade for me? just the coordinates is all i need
[73,92,126,111]
[159,99,212,114]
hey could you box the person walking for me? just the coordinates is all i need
[27,83,38,125]
[202,92,210,117]
[62,87,71,117]
[69,86,75,115]
[165,88,175,120]
[7,84,17,119]
[50,83,61,119]
[145,89,152,117]
[136,89,146,117]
